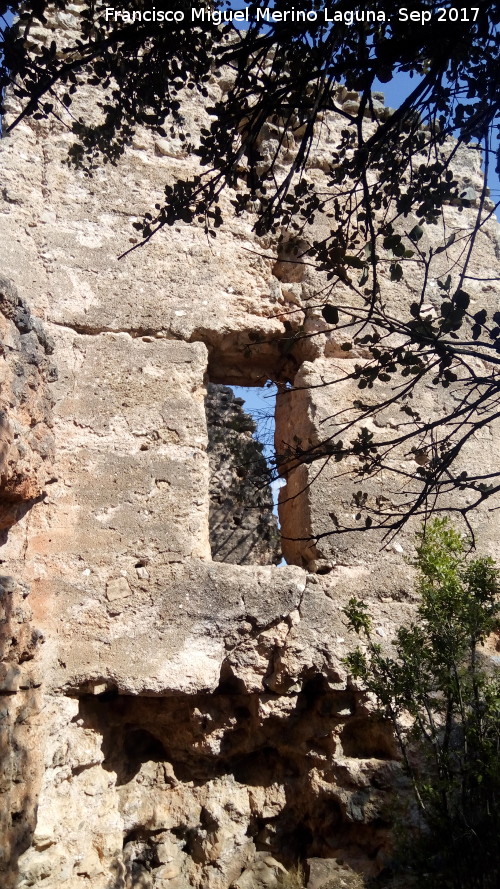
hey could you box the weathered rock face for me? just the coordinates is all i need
[0,6,499,888]
[0,276,55,533]
[206,383,281,565]
[0,276,55,889]
[10,577,416,889]
[0,575,45,889]
[32,677,399,888]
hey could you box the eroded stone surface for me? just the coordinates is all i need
[0,576,45,889]
[15,604,407,889]
[0,276,55,532]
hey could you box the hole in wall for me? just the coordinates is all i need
[75,688,393,869]
[206,381,285,566]
[339,717,398,760]
[124,729,168,768]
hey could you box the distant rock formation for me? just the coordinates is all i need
[206,383,281,565]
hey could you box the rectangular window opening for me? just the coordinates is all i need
[206,381,286,566]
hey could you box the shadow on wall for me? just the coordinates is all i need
[72,673,401,886]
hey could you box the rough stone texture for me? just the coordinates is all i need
[276,351,500,571]
[13,573,414,889]
[0,275,55,533]
[0,5,499,888]
[0,575,45,889]
[0,276,54,889]
[307,858,366,889]
[206,383,281,565]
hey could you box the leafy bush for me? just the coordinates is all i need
[344,519,500,888]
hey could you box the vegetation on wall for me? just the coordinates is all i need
[344,519,500,888]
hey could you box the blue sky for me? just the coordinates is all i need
[232,384,284,516]
[232,384,277,463]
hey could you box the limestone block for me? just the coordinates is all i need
[18,334,211,582]
[46,562,307,695]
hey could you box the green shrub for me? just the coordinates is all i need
[344,519,500,888]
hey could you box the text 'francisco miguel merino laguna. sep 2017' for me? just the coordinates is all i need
[104,6,481,26]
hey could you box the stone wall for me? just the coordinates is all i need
[0,5,499,888]
[0,276,55,533]
[0,276,54,888]
[0,574,44,889]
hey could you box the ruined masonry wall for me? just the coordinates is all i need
[0,6,499,889]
